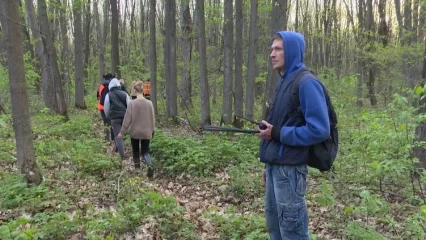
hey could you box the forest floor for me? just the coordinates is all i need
[1,108,425,239]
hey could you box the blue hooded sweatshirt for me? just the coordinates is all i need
[259,31,330,165]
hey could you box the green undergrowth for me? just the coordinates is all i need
[0,110,197,239]
[150,130,260,177]
[1,81,426,239]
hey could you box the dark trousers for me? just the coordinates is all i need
[100,110,114,141]
[131,138,150,168]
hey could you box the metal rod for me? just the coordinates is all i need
[203,125,259,134]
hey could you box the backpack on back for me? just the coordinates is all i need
[291,70,339,172]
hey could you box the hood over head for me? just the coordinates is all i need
[276,31,306,78]
[103,73,115,80]
[108,78,121,90]
[101,79,110,85]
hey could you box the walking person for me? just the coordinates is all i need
[117,80,155,177]
[104,78,131,160]
[97,73,115,142]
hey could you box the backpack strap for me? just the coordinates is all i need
[290,70,314,114]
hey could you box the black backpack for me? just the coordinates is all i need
[291,70,339,172]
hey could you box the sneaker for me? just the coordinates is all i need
[143,153,152,165]
[147,167,154,179]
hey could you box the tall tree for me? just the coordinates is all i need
[24,0,53,105]
[180,0,192,109]
[197,0,211,125]
[394,0,404,40]
[164,0,178,117]
[149,0,158,114]
[140,0,147,68]
[94,1,105,79]
[403,0,412,44]
[73,0,86,108]
[83,0,91,79]
[419,0,426,41]
[233,0,243,127]
[110,0,120,77]
[38,0,69,119]
[263,0,287,118]
[57,0,71,101]
[245,0,258,121]
[103,0,110,48]
[222,0,233,124]
[366,0,377,105]
[0,0,42,185]
[412,39,426,169]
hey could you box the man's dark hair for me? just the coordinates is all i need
[272,33,282,41]
[103,73,115,80]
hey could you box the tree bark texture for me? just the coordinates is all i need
[0,0,42,185]
[164,0,178,117]
[222,0,233,125]
[38,0,69,119]
[73,1,86,109]
[149,0,158,114]
[110,0,120,77]
[197,0,211,125]
[180,1,192,109]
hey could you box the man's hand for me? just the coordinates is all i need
[117,133,123,139]
[262,169,266,185]
[256,120,273,140]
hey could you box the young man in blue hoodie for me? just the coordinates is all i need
[257,31,330,239]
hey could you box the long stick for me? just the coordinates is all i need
[203,125,259,134]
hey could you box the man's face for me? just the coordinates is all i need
[270,38,284,73]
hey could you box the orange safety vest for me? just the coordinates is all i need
[97,84,106,110]
[143,81,150,96]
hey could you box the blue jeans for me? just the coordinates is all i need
[265,164,310,240]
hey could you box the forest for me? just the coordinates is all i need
[0,0,426,239]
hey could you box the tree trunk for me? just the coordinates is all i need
[103,0,110,48]
[17,0,34,62]
[24,0,54,108]
[149,0,158,114]
[314,0,321,71]
[366,0,377,106]
[110,0,120,77]
[413,0,419,42]
[413,39,426,169]
[180,1,192,108]
[394,0,404,41]
[197,0,211,125]
[73,1,86,109]
[83,0,91,80]
[38,0,69,119]
[233,0,243,128]
[0,0,42,185]
[140,0,148,69]
[164,0,178,117]
[263,0,287,119]
[419,0,425,41]
[222,0,233,125]
[94,1,105,80]
[403,0,412,44]
[245,0,258,122]
[356,0,365,107]
[57,0,72,103]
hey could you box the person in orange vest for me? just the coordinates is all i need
[97,73,115,142]
[129,80,139,100]
[143,78,150,100]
